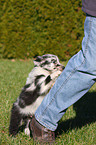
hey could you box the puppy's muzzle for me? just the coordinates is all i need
[57,65,65,71]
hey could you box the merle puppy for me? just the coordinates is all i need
[9,54,64,136]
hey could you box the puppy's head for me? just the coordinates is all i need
[34,54,65,73]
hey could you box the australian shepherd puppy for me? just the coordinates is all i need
[9,54,64,136]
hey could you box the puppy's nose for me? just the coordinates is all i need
[62,66,65,70]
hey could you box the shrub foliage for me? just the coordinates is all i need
[0,0,85,60]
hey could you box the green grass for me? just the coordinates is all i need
[0,59,96,145]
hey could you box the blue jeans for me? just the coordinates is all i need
[35,16,96,131]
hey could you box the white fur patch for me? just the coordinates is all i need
[26,67,50,85]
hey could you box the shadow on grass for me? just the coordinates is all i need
[56,91,96,136]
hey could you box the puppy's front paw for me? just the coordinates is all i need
[56,70,62,75]
[51,71,61,79]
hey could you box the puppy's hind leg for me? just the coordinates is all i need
[9,103,22,136]
[24,118,31,136]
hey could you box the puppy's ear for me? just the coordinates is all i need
[33,56,43,66]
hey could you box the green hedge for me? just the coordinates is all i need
[0,0,85,60]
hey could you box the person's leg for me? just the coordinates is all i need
[34,16,96,132]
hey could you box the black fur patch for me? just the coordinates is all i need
[19,85,40,108]
[43,55,55,59]
[45,75,52,85]
[42,55,49,58]
[35,75,45,85]
[40,61,50,67]
[23,84,31,89]
[44,68,52,71]
[35,57,42,62]
[9,104,22,136]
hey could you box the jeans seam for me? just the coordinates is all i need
[36,17,93,130]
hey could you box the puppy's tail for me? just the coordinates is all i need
[9,103,22,136]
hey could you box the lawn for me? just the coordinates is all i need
[0,59,96,145]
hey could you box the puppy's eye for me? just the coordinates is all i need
[56,64,60,66]
[44,61,50,65]
[51,59,56,63]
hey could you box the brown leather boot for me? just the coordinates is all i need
[29,116,55,144]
